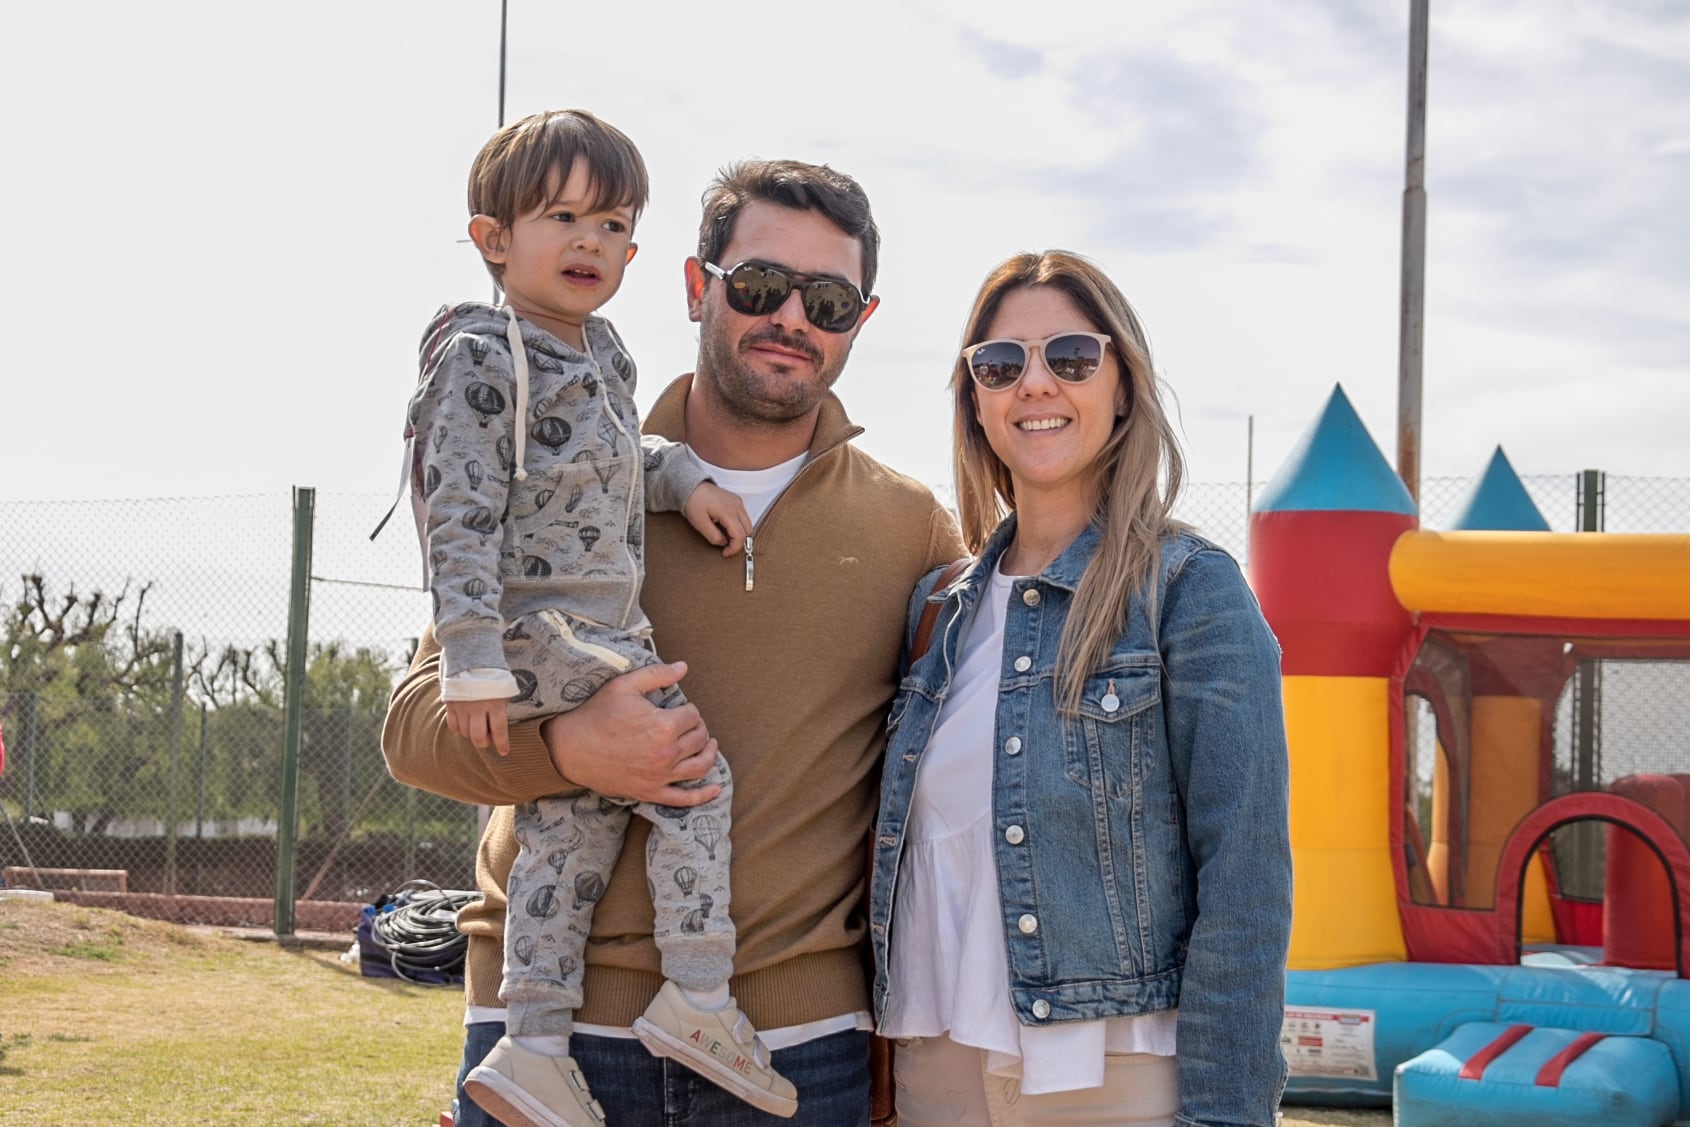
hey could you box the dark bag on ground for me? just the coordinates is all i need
[357,879,482,986]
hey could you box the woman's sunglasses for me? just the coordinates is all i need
[961,332,1114,392]
[702,260,871,334]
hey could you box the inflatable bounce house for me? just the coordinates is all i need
[1253,387,1690,1126]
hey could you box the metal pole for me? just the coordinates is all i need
[22,690,38,820]
[1396,0,1429,505]
[497,0,509,129]
[1569,469,1605,895]
[275,486,315,935]
[165,631,184,896]
[195,703,207,894]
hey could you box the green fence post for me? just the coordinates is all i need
[1566,469,1606,897]
[195,703,207,894]
[165,631,184,896]
[21,689,38,820]
[275,486,315,936]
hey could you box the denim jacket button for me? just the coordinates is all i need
[1013,655,1032,672]
[1021,588,1041,606]
[1017,913,1038,935]
[1004,736,1022,756]
[1031,999,1051,1019]
[1004,824,1025,845]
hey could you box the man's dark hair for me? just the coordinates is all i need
[697,160,880,295]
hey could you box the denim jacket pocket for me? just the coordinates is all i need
[1061,662,1160,798]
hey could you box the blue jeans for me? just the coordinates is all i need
[455,1020,869,1127]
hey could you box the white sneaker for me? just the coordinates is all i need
[632,980,799,1118]
[463,1035,605,1127]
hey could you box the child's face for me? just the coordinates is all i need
[477,158,638,348]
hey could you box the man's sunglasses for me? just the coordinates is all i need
[961,332,1114,392]
[702,260,871,334]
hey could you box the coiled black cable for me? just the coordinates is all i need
[369,879,483,985]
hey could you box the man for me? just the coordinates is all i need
[384,158,964,1126]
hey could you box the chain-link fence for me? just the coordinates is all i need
[0,471,1683,930]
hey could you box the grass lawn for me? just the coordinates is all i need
[0,898,1393,1126]
[0,898,462,1125]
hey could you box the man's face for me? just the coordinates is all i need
[687,202,876,426]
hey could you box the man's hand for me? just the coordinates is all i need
[445,697,511,757]
[540,661,722,806]
[683,481,752,557]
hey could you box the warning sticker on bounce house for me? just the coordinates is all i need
[1281,1008,1377,1080]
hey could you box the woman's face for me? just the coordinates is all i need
[970,285,1128,513]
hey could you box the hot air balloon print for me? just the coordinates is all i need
[464,336,491,363]
[429,547,448,574]
[433,424,449,452]
[424,464,442,496]
[557,955,577,981]
[644,448,664,473]
[674,866,697,895]
[578,526,601,551]
[460,506,499,539]
[527,883,561,920]
[465,460,484,491]
[561,676,604,704]
[514,934,537,966]
[653,803,690,824]
[521,556,552,578]
[612,350,631,379]
[693,815,722,860]
[581,371,598,396]
[681,909,706,934]
[464,381,505,426]
[511,669,539,706]
[698,893,714,918]
[531,416,571,453]
[593,459,616,494]
[533,489,554,513]
[503,620,531,641]
[573,871,605,910]
[565,484,584,513]
[596,414,622,456]
[463,577,488,600]
[495,434,514,473]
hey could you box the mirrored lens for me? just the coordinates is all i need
[967,341,1027,390]
[800,281,862,333]
[726,264,792,316]
[724,264,862,332]
[1044,334,1104,382]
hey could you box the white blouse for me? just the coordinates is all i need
[881,563,1177,1095]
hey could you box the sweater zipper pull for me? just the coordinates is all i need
[744,535,756,592]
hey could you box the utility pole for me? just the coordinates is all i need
[1397,0,1430,505]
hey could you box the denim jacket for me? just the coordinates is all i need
[869,517,1292,1127]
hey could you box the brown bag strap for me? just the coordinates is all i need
[909,558,971,663]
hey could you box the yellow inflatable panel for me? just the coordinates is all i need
[1287,846,1409,968]
[1284,676,1407,966]
[1390,531,1690,619]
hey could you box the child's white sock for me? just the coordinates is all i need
[680,982,731,1012]
[512,1034,571,1057]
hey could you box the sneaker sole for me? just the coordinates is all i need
[463,1065,595,1127]
[631,1016,799,1118]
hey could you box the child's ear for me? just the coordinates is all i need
[468,215,509,263]
[624,242,638,265]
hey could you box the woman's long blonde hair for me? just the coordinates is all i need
[951,251,1187,715]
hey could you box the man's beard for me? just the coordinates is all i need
[695,317,851,426]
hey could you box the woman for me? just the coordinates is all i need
[869,251,1291,1127]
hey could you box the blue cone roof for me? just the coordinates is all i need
[1253,385,1417,515]
[1446,446,1550,531]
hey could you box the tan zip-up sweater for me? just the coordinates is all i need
[384,374,964,1027]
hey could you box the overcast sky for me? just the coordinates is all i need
[3,0,1686,508]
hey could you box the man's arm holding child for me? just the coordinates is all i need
[383,626,723,809]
